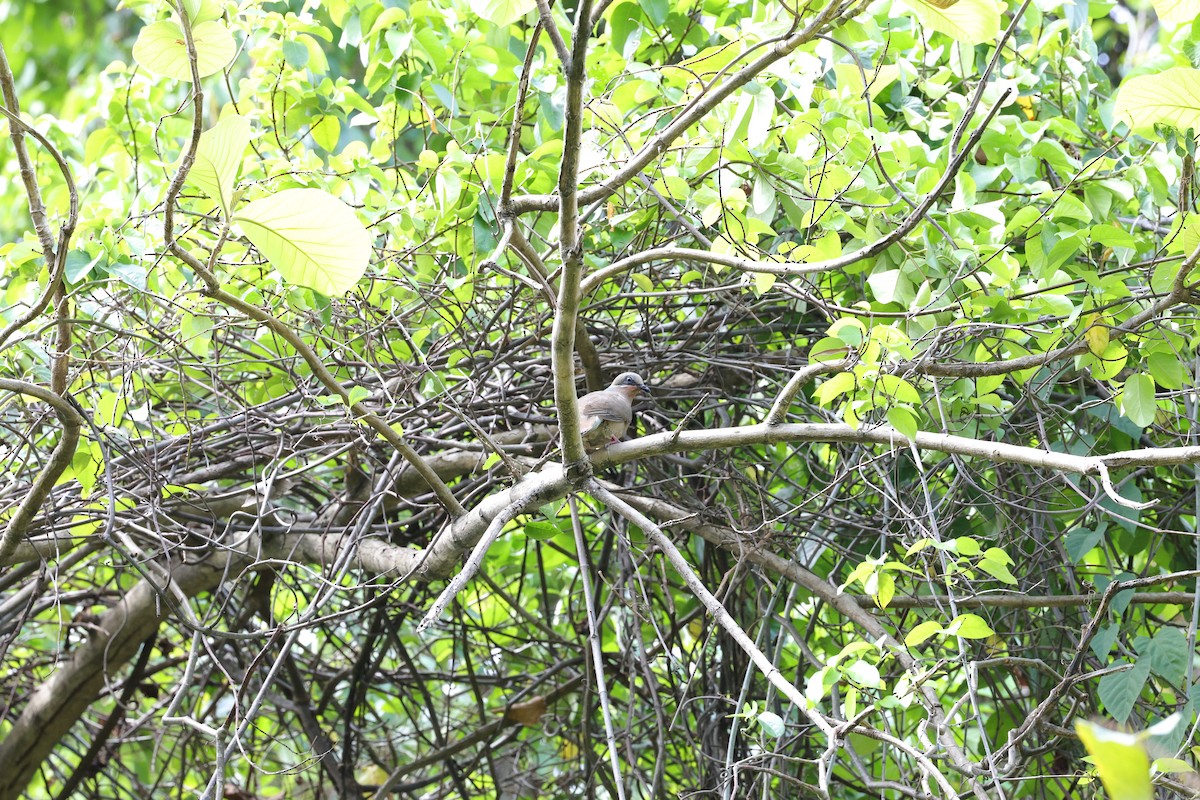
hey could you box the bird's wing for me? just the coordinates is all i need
[577,390,632,423]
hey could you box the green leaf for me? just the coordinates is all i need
[234,188,373,295]
[640,0,668,25]
[805,665,836,704]
[753,271,776,295]
[875,374,920,404]
[867,268,901,303]
[1149,0,1200,24]
[844,660,882,688]
[1141,627,1188,685]
[132,19,236,81]
[976,557,1018,584]
[874,572,895,609]
[186,114,252,216]
[886,406,919,440]
[282,40,309,69]
[1147,352,1185,391]
[756,710,785,737]
[1121,373,1157,428]
[64,250,104,284]
[524,520,559,540]
[1151,757,1195,775]
[469,0,536,26]
[902,0,1000,44]
[631,273,654,293]
[905,620,943,647]
[840,559,876,592]
[1091,623,1120,660]
[813,372,856,406]
[1076,719,1153,800]
[1098,661,1152,723]
[608,2,643,57]
[1065,525,1105,563]
[1115,68,1200,134]
[953,537,981,556]
[947,613,994,639]
[181,0,224,24]
[310,115,341,152]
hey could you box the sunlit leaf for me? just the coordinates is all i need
[234,188,373,295]
[1149,0,1200,26]
[186,114,252,216]
[1075,718,1152,800]
[887,406,919,440]
[947,614,995,639]
[132,19,236,81]
[470,0,536,26]
[1114,68,1200,134]
[900,0,1000,44]
[905,620,943,647]
[1121,373,1157,429]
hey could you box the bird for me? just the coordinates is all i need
[575,372,651,451]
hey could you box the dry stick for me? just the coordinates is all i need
[608,489,1004,785]
[533,0,570,65]
[0,46,82,565]
[992,569,1200,775]
[498,24,544,210]
[594,422,1189,509]
[0,103,76,352]
[589,482,963,798]
[372,671,587,798]
[161,3,463,517]
[587,483,837,734]
[416,503,523,631]
[569,498,627,800]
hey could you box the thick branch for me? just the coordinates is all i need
[550,0,597,472]
[0,559,229,799]
[0,380,82,565]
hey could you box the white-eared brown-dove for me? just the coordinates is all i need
[574,372,651,451]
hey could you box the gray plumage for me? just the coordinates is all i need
[576,372,651,450]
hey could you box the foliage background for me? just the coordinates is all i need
[1,0,1200,797]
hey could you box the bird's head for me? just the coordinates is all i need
[610,372,651,396]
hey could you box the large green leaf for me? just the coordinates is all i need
[234,189,373,296]
[186,115,252,216]
[181,0,224,24]
[132,19,235,81]
[1149,0,1200,25]
[1121,373,1157,428]
[900,0,1000,45]
[1097,660,1151,723]
[1114,68,1200,134]
[469,0,536,26]
[1075,719,1152,800]
[1139,627,1188,685]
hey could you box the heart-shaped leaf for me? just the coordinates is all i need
[132,19,235,81]
[234,188,373,296]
